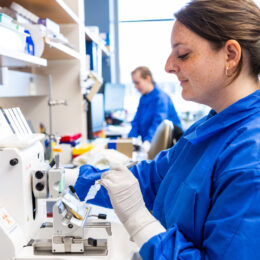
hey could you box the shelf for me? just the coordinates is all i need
[0,49,47,67]
[85,27,110,56]
[0,0,80,24]
[43,38,80,60]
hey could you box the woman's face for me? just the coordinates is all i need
[165,21,227,107]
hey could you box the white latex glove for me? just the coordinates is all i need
[100,162,165,247]
[143,140,151,153]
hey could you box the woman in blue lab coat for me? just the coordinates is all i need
[74,0,260,258]
[128,66,182,144]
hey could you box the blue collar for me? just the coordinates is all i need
[143,83,158,98]
[184,89,260,144]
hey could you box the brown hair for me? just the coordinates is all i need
[175,0,260,80]
[131,66,155,83]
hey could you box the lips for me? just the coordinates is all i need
[180,79,188,83]
[179,79,188,86]
[177,76,188,82]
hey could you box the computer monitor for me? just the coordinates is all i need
[87,93,105,139]
[104,83,125,112]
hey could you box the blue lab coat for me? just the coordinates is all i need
[128,84,182,142]
[74,89,260,259]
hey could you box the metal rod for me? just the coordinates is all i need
[48,75,53,140]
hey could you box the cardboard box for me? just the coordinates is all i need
[85,72,102,102]
[107,139,133,158]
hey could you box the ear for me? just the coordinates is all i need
[146,75,152,82]
[224,40,241,70]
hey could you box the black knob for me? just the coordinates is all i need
[98,213,107,219]
[35,171,44,179]
[88,237,97,247]
[68,224,73,229]
[10,158,18,166]
[35,183,44,191]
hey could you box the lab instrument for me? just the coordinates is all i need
[0,107,139,259]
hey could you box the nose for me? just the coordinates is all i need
[165,53,179,74]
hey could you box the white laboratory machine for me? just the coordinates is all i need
[0,107,140,260]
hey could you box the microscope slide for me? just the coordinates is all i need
[0,108,13,139]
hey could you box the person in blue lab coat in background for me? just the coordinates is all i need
[74,0,260,259]
[128,66,182,150]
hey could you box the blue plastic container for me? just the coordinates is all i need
[24,29,35,55]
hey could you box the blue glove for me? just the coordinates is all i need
[74,164,112,208]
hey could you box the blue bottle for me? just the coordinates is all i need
[24,29,35,55]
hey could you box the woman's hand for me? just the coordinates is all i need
[100,162,165,247]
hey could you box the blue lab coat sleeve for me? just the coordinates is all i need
[139,126,260,259]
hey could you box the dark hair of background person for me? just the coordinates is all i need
[175,0,260,82]
[131,66,155,84]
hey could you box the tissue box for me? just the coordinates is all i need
[107,139,133,158]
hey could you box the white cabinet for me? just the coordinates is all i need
[0,49,47,67]
[0,0,88,139]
